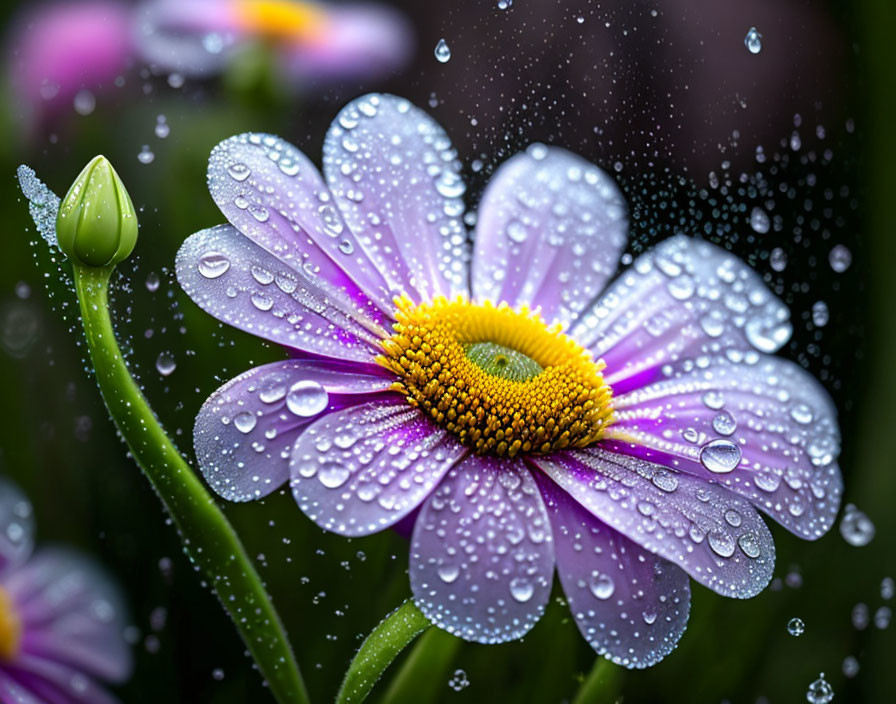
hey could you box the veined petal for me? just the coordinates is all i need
[472,145,627,328]
[290,400,467,536]
[176,224,387,362]
[323,93,470,302]
[6,548,131,683]
[534,448,774,599]
[571,235,793,393]
[0,478,34,576]
[410,455,554,644]
[605,351,842,540]
[208,132,396,313]
[194,359,395,502]
[537,475,690,668]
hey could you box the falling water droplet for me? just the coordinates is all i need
[498,0,512,8]
[839,504,875,546]
[787,617,805,636]
[434,38,451,63]
[769,247,788,272]
[155,352,176,377]
[138,145,155,164]
[145,272,160,292]
[829,244,852,273]
[812,301,830,327]
[73,89,96,116]
[744,27,762,54]
[842,656,859,678]
[806,673,834,704]
[749,206,770,234]
[155,115,170,138]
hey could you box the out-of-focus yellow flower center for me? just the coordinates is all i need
[378,296,614,458]
[236,0,327,42]
[0,586,21,661]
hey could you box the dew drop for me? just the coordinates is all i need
[588,571,615,600]
[233,411,257,434]
[318,462,350,489]
[712,411,737,436]
[437,564,459,584]
[198,251,231,278]
[509,577,534,603]
[737,532,762,558]
[699,439,742,473]
[286,381,329,417]
[227,163,251,181]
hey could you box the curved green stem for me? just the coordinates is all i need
[572,658,621,704]
[72,264,309,704]
[336,600,431,704]
[378,626,461,704]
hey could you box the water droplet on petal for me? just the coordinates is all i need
[509,577,534,602]
[233,411,257,434]
[588,571,615,599]
[699,439,742,473]
[198,251,231,278]
[286,381,329,417]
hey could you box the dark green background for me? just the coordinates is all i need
[0,1,893,702]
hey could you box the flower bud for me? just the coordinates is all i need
[56,155,138,267]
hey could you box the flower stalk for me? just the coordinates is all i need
[335,600,432,704]
[60,156,308,704]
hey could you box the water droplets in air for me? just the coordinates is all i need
[839,504,875,546]
[434,38,451,63]
[750,206,770,234]
[497,0,512,8]
[155,115,170,139]
[155,352,176,377]
[806,673,834,704]
[787,617,805,636]
[829,244,852,272]
[744,27,762,54]
[138,145,155,165]
[448,669,470,692]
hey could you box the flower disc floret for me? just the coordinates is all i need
[378,295,614,458]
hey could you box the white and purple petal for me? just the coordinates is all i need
[534,448,774,599]
[605,351,842,539]
[537,475,690,668]
[1,654,119,704]
[323,94,470,302]
[290,400,467,536]
[473,145,627,328]
[207,131,396,313]
[410,456,553,644]
[0,478,34,576]
[176,224,386,363]
[194,359,395,502]
[4,548,131,684]
[571,235,793,393]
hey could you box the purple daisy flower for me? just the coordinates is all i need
[0,479,132,703]
[176,93,843,667]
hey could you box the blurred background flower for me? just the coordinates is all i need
[0,0,893,702]
[0,478,132,703]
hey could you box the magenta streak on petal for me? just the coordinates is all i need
[290,399,467,536]
[604,350,842,540]
[532,448,775,599]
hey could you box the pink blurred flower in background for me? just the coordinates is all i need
[6,0,413,133]
[0,478,132,703]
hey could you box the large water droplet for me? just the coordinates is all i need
[198,251,231,279]
[509,577,534,602]
[588,571,615,600]
[839,504,875,546]
[155,352,176,377]
[806,673,834,704]
[318,462,350,489]
[699,439,742,473]
[749,206,770,233]
[233,411,257,434]
[438,564,459,583]
[227,163,251,181]
[286,381,329,417]
[787,617,805,636]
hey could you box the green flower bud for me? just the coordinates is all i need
[56,156,138,267]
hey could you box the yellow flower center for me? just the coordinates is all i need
[378,296,614,458]
[0,586,21,661]
[236,0,327,43]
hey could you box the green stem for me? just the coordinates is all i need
[336,600,431,704]
[378,626,461,704]
[572,658,621,704]
[72,264,309,704]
